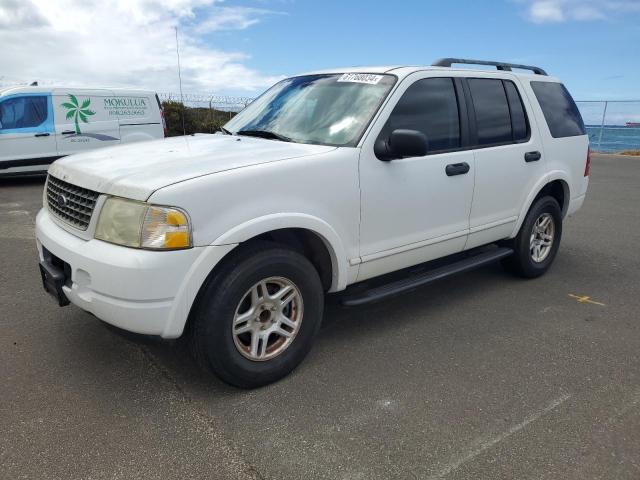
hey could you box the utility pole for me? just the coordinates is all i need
[175,26,186,136]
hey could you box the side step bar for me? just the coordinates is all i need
[340,247,513,307]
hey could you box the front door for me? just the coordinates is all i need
[53,90,120,156]
[358,74,475,281]
[0,94,57,170]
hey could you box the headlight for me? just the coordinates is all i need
[95,197,191,250]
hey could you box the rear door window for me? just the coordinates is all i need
[0,96,48,130]
[468,79,512,145]
[381,77,461,153]
[530,82,586,138]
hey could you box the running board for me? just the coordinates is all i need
[340,247,514,307]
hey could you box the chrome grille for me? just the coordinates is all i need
[46,175,100,231]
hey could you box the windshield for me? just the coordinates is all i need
[225,73,397,147]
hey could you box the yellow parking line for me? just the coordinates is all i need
[568,294,606,306]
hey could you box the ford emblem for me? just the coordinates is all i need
[57,194,68,208]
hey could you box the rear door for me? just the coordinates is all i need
[465,76,546,249]
[0,94,57,169]
[106,92,164,143]
[53,89,120,156]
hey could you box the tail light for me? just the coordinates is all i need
[161,109,168,138]
[584,147,591,177]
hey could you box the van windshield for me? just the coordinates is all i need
[225,74,396,147]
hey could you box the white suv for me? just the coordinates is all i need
[36,59,590,388]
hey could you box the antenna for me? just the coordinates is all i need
[175,26,186,136]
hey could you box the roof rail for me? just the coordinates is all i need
[432,58,548,76]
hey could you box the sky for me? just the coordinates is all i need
[0,0,639,107]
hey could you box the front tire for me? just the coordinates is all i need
[502,196,562,278]
[190,243,324,388]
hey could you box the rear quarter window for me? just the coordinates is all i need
[530,82,586,138]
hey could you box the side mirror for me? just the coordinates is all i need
[375,129,428,160]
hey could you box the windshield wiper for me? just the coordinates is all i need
[236,129,292,142]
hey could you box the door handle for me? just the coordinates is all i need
[61,130,75,135]
[34,132,50,137]
[525,151,542,162]
[445,162,470,176]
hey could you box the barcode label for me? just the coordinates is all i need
[337,73,384,85]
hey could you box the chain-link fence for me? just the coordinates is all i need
[576,100,640,154]
[157,92,254,136]
[158,92,253,112]
[157,92,640,153]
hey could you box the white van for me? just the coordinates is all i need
[0,86,166,176]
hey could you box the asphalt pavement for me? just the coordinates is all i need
[1,154,639,479]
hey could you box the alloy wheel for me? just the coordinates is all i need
[530,213,555,263]
[231,277,304,361]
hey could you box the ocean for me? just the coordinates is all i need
[586,126,640,153]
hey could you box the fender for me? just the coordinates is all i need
[213,212,349,293]
[510,170,571,237]
[161,213,350,338]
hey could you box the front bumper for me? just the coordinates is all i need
[35,208,235,338]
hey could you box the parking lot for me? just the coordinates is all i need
[1,153,639,479]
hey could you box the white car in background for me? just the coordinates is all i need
[0,86,166,176]
[35,59,590,388]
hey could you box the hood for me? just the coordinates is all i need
[49,134,336,200]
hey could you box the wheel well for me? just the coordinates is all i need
[247,228,334,292]
[184,228,334,337]
[534,180,568,216]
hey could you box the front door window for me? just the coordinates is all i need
[0,96,49,132]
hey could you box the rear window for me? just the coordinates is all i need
[530,82,586,138]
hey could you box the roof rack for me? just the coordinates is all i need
[432,58,548,76]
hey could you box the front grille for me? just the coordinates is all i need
[46,175,100,231]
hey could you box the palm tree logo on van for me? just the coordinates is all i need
[61,95,96,134]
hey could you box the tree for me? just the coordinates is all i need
[161,100,237,137]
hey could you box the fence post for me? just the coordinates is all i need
[209,96,214,133]
[598,101,608,149]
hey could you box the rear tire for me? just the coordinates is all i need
[189,243,324,388]
[501,196,562,278]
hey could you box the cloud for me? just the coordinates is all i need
[195,6,283,32]
[529,0,565,22]
[0,0,284,94]
[521,0,640,23]
[0,0,47,27]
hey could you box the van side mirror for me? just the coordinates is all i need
[375,129,428,160]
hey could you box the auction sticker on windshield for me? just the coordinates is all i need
[337,73,384,84]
